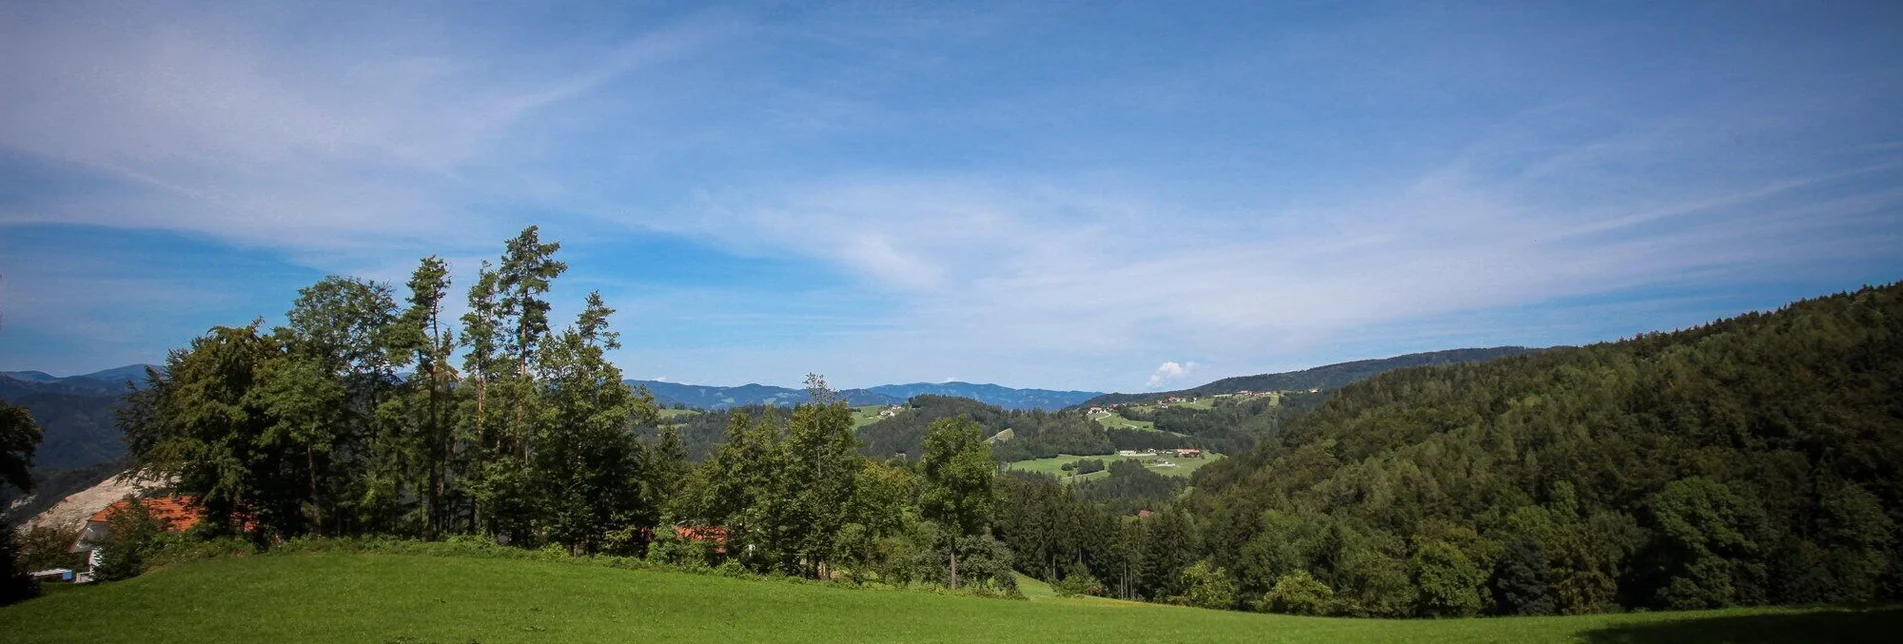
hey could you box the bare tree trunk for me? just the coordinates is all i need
[950,549,959,589]
[306,446,321,534]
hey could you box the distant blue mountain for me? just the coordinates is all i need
[78,364,160,385]
[627,380,900,409]
[625,380,1102,411]
[0,364,160,392]
[863,382,1102,411]
[0,370,59,383]
[0,372,131,469]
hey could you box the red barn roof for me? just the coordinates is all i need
[674,525,729,554]
[87,496,205,532]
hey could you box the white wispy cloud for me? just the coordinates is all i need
[0,2,734,257]
[2,2,1898,389]
[659,114,1902,388]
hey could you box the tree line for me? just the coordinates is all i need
[102,228,1006,590]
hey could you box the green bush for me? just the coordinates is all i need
[1259,570,1333,615]
[1181,560,1237,610]
[1053,562,1105,598]
[14,525,84,573]
[96,496,167,582]
[1412,541,1485,617]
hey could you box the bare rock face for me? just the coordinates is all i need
[18,471,170,532]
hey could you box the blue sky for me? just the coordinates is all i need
[1,1,1899,392]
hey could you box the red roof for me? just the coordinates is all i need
[674,525,729,554]
[88,496,205,532]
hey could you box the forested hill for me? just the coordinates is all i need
[0,370,147,469]
[1,363,156,385]
[628,379,1103,411]
[0,369,147,524]
[864,382,1101,410]
[628,380,897,409]
[1186,283,1903,613]
[1075,347,1539,409]
[859,395,1124,461]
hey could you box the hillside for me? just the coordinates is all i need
[13,468,163,531]
[1075,347,1539,408]
[629,380,894,409]
[859,395,1150,461]
[3,553,1894,643]
[0,366,174,526]
[629,379,1102,411]
[863,382,1101,411]
[0,372,138,470]
[1188,283,1903,613]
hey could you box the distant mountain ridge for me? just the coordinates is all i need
[863,382,1101,410]
[0,371,142,471]
[626,379,1102,411]
[1,364,159,390]
[1074,347,1542,409]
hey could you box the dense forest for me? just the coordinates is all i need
[1112,393,1327,455]
[860,396,1114,461]
[857,393,1317,461]
[997,283,1903,616]
[1075,347,1538,408]
[652,396,1180,464]
[0,375,127,470]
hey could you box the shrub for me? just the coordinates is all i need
[96,495,167,582]
[1413,541,1485,617]
[1053,562,1105,598]
[15,524,84,573]
[1259,570,1334,615]
[1181,560,1237,610]
[146,535,255,569]
[715,560,751,578]
[991,568,1024,599]
[1492,536,1556,615]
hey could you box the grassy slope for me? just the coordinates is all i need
[1003,453,1226,482]
[1088,411,1158,432]
[852,405,889,429]
[4,554,1895,644]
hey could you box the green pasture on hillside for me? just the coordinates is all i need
[1002,452,1225,481]
[852,405,892,428]
[1166,397,1217,410]
[2,553,1893,643]
[1088,412,1158,432]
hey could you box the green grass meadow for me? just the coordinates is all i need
[1088,411,1159,432]
[852,405,892,428]
[3,553,1894,643]
[1002,452,1226,482]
